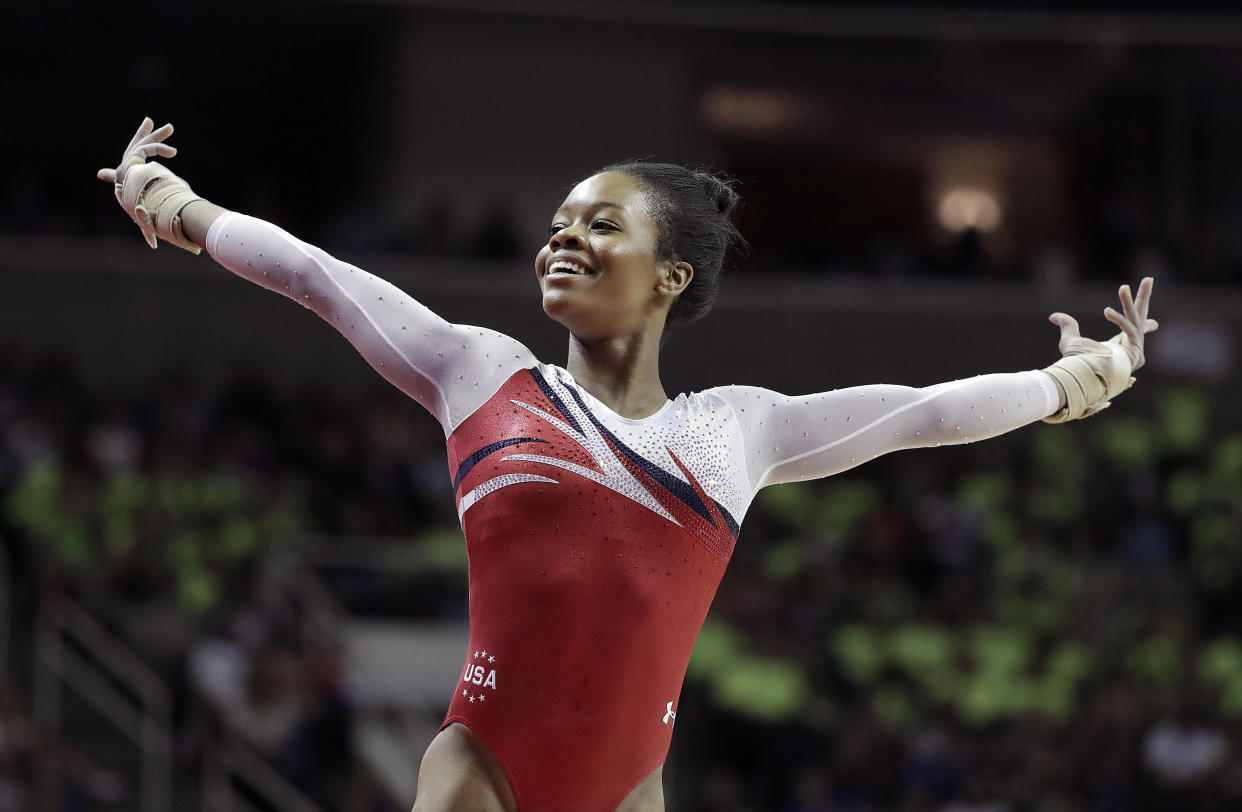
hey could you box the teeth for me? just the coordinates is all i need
[548,260,588,275]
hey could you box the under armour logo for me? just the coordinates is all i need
[663,701,676,725]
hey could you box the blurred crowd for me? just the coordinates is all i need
[671,383,1242,810]
[0,353,455,810]
[1,349,1240,810]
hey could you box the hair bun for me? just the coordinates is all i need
[593,159,747,331]
[697,172,741,219]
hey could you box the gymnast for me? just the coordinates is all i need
[99,117,1157,811]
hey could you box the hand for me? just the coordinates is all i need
[1049,276,1159,371]
[97,117,178,247]
[96,116,177,189]
[1042,277,1158,423]
[96,117,201,253]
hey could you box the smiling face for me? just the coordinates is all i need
[535,172,691,341]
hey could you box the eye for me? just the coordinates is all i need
[548,223,566,236]
[591,220,617,232]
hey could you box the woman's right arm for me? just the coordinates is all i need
[179,199,227,246]
[99,119,537,434]
[200,209,536,432]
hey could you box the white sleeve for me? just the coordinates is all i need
[206,212,537,433]
[709,371,1060,492]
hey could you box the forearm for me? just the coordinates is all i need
[200,212,538,431]
[180,199,228,248]
[796,370,1058,480]
[203,211,457,422]
[914,371,1062,445]
[722,370,1061,490]
[1044,371,1069,413]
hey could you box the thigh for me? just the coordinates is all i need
[411,723,517,812]
[614,765,665,812]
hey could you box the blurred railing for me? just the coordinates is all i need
[32,597,172,812]
[259,543,346,655]
[0,544,9,679]
[199,733,323,812]
[258,536,470,805]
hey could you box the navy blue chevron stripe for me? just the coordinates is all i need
[559,384,725,531]
[528,367,583,434]
[453,437,549,491]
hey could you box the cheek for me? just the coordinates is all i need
[605,249,659,295]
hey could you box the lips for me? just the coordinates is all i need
[544,253,594,278]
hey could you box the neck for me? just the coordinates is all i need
[565,324,668,420]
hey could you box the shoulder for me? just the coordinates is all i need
[451,323,539,360]
[699,384,785,414]
[667,386,782,437]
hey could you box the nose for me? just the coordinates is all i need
[548,225,585,250]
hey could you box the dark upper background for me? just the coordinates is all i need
[8,0,1242,284]
[1,0,1239,407]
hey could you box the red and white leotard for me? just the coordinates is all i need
[207,213,1060,811]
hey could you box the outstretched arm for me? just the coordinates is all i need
[97,117,537,433]
[712,279,1157,492]
[714,371,1060,492]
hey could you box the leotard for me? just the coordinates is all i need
[206,213,1060,811]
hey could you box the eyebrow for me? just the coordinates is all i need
[555,200,624,215]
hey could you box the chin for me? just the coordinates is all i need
[541,295,604,340]
[541,292,578,327]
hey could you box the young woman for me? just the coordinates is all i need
[99,118,1156,812]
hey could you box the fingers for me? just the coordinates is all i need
[1107,300,1154,370]
[1104,306,1143,347]
[1116,277,1157,338]
[124,117,154,155]
[118,117,175,165]
[133,142,177,160]
[136,122,174,148]
[1134,276,1154,321]
[1050,279,1156,368]
[1049,312,1080,337]
[1105,307,1144,370]
[1049,312,1083,355]
[105,117,177,188]
[1118,282,1148,330]
[130,123,175,160]
[138,122,173,141]
[1119,283,1135,318]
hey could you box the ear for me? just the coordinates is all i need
[657,260,694,296]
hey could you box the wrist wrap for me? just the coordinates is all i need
[116,161,203,254]
[1042,340,1135,423]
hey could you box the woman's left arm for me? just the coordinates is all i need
[711,278,1157,492]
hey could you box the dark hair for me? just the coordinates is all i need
[595,161,747,331]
